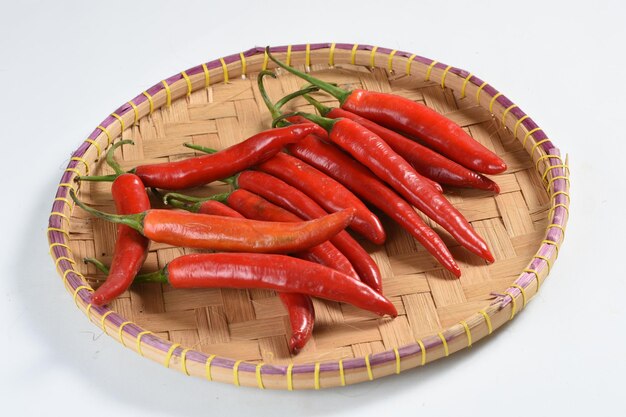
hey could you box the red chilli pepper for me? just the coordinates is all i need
[91,141,150,306]
[267,48,506,175]
[132,123,324,190]
[285,114,494,263]
[235,170,384,293]
[305,97,499,192]
[134,253,397,317]
[257,152,386,245]
[287,135,461,277]
[70,190,355,254]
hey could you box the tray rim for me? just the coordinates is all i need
[47,43,570,390]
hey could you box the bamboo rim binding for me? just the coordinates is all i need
[47,43,570,390]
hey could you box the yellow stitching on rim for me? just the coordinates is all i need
[62,268,77,284]
[205,354,216,381]
[329,43,336,67]
[239,52,247,78]
[546,175,570,194]
[181,71,192,96]
[55,256,75,269]
[54,197,74,209]
[161,80,172,107]
[49,242,72,256]
[489,92,503,114]
[72,285,92,306]
[534,254,552,273]
[405,54,417,75]
[305,44,311,70]
[111,112,125,133]
[50,211,70,227]
[96,125,112,147]
[475,81,488,104]
[504,291,517,320]
[338,359,346,386]
[510,284,527,308]
[64,167,82,179]
[127,100,139,125]
[85,303,93,322]
[350,44,359,65]
[460,320,472,347]
[501,104,518,126]
[479,310,493,334]
[142,91,154,115]
[522,127,542,147]
[393,347,401,374]
[285,45,292,67]
[416,339,426,365]
[100,310,114,335]
[117,321,132,347]
[438,333,449,356]
[262,50,269,71]
[136,331,152,356]
[202,63,210,88]
[531,138,551,158]
[369,46,378,68]
[524,268,541,290]
[542,164,568,183]
[48,226,69,240]
[314,362,321,389]
[513,114,530,138]
[286,363,294,391]
[219,58,229,83]
[425,60,438,81]
[233,360,242,386]
[440,65,452,89]
[364,354,374,380]
[84,139,102,157]
[535,153,563,172]
[387,49,397,73]
[164,343,181,368]
[256,363,265,389]
[548,203,570,221]
[180,348,191,376]
[552,190,571,202]
[460,73,473,99]
[58,182,78,192]
[70,156,90,175]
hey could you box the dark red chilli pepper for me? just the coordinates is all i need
[130,123,324,190]
[278,292,314,354]
[70,190,355,254]
[281,114,494,263]
[287,135,461,277]
[304,96,499,193]
[90,140,150,306]
[257,152,386,245]
[235,170,384,293]
[132,253,397,317]
[267,48,506,175]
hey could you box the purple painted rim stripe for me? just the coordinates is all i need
[48,43,568,381]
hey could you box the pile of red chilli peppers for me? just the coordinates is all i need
[74,48,507,354]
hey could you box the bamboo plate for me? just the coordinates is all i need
[47,43,570,390]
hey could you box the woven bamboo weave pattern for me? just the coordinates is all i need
[47,44,569,389]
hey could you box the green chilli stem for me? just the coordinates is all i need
[301,94,332,116]
[69,189,145,234]
[77,174,119,182]
[272,112,337,132]
[183,143,218,154]
[266,47,351,104]
[107,140,134,175]
[257,70,283,120]
[83,257,168,283]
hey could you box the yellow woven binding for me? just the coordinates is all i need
[117,321,133,347]
[510,284,528,308]
[48,227,69,240]
[50,211,70,228]
[286,363,294,391]
[305,44,311,70]
[440,65,452,89]
[425,60,438,81]
[364,354,374,380]
[70,156,90,175]
[405,54,417,75]
[239,52,247,78]
[286,45,292,66]
[350,44,359,65]
[530,138,551,158]
[180,71,192,96]
[501,104,518,126]
[54,196,74,210]
[84,139,102,157]
[338,359,346,386]
[256,363,265,389]
[393,347,401,374]
[438,333,449,356]
[548,204,570,223]
[534,254,552,273]
[180,348,191,376]
[233,360,242,386]
[72,285,92,306]
[161,80,172,107]
[369,46,378,68]
[475,81,488,104]
[504,291,517,320]
[535,153,564,173]
[479,310,493,334]
[142,91,154,115]
[205,354,216,381]
[489,92,503,114]
[96,125,112,147]
[460,320,472,347]
[262,50,269,71]
[329,42,336,67]
[522,127,542,147]
[136,331,152,356]
[55,256,76,270]
[314,362,321,390]
[416,339,426,365]
[524,268,541,290]
[546,175,570,194]
[541,163,568,183]
[460,73,473,99]
[387,49,397,73]
[100,310,114,335]
[127,100,139,125]
[202,63,210,88]
[164,343,181,368]
[513,114,530,138]
[49,242,72,256]
[219,58,229,83]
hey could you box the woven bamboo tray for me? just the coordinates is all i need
[47,43,570,390]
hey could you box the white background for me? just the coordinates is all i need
[1,1,624,416]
